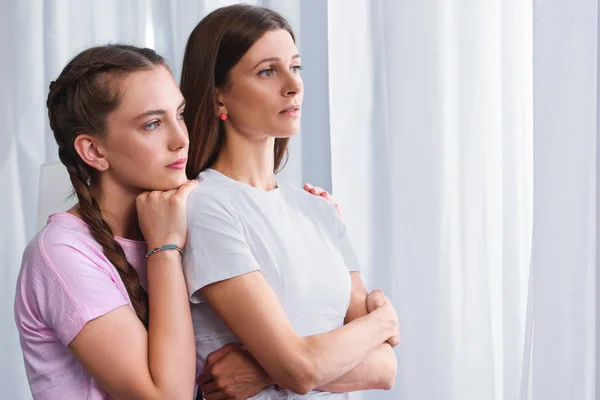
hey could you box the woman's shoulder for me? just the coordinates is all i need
[280,181,339,217]
[188,171,238,211]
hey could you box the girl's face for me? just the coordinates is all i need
[84,66,189,192]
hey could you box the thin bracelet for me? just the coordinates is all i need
[145,244,184,260]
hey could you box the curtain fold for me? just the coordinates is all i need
[328,1,533,399]
[530,1,598,399]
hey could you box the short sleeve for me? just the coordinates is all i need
[183,190,260,304]
[23,234,129,346]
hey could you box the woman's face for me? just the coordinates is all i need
[218,29,304,140]
[94,66,189,192]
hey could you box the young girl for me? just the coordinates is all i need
[180,5,399,399]
[13,44,197,399]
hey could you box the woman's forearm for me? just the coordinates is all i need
[316,343,397,392]
[291,307,396,392]
[147,251,196,399]
[199,332,396,398]
[199,271,397,395]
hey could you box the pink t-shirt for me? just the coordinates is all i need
[14,212,148,399]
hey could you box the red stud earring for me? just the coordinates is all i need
[220,113,228,121]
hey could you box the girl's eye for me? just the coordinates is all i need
[145,120,160,130]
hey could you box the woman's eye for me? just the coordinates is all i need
[258,68,274,77]
[291,65,302,73]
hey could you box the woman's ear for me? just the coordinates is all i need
[215,89,228,116]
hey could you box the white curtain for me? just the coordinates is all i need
[530,0,598,399]
[3,0,599,400]
[327,1,533,399]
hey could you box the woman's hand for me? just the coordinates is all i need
[303,183,343,220]
[197,343,272,400]
[367,290,401,347]
[136,180,198,250]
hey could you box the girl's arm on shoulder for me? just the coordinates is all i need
[69,182,198,400]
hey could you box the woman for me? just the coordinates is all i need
[14,43,344,400]
[180,5,399,399]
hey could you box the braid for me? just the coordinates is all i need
[59,148,149,326]
[47,45,167,328]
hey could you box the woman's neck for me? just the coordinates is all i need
[212,133,277,191]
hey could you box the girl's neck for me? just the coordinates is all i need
[70,178,143,241]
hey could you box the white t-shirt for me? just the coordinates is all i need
[183,169,360,399]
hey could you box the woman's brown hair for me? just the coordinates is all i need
[180,4,295,179]
[47,44,169,327]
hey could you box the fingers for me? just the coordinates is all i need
[369,289,391,305]
[203,390,230,400]
[198,343,242,386]
[387,335,400,348]
[200,380,219,395]
[205,343,239,367]
[304,184,343,216]
[136,186,183,205]
[366,289,386,312]
[200,380,233,400]
[319,191,333,201]
[367,290,400,348]
[196,370,212,387]
[174,179,199,200]
[304,183,326,196]
[388,327,401,347]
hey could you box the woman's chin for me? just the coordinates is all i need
[274,125,301,138]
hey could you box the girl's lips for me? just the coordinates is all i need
[166,158,187,169]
